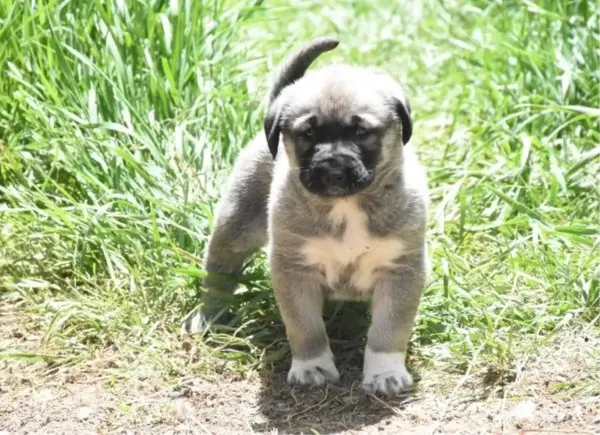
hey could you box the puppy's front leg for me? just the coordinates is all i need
[271,265,339,386]
[362,252,426,396]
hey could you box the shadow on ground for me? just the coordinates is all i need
[252,301,420,434]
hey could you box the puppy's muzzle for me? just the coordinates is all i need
[303,155,372,197]
[313,159,351,189]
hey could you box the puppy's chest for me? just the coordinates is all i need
[301,201,404,296]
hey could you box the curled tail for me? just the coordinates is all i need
[267,37,339,105]
[264,37,339,158]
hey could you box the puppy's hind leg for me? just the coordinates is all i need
[182,139,273,334]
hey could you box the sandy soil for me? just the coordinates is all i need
[1,302,598,435]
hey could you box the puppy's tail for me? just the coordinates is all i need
[267,37,339,105]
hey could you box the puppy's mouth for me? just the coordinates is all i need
[299,158,374,197]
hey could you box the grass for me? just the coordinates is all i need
[1,0,599,388]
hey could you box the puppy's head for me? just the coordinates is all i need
[265,40,412,197]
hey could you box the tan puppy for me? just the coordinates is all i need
[184,38,429,396]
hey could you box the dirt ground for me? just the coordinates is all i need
[1,302,599,435]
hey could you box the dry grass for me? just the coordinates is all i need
[1,301,599,433]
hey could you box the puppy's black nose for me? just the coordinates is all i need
[322,167,347,186]
[317,160,348,187]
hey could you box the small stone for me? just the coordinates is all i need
[508,399,536,420]
[76,406,94,420]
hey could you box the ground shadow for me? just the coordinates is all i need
[252,301,419,434]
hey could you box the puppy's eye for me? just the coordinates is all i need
[355,126,369,139]
[302,127,314,139]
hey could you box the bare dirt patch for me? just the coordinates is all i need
[1,303,598,434]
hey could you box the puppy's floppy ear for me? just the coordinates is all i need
[264,37,339,159]
[264,99,282,159]
[394,92,412,145]
[379,73,413,145]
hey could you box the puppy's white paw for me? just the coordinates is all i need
[362,349,413,396]
[287,350,340,386]
[181,310,212,334]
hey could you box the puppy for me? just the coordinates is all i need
[183,38,429,396]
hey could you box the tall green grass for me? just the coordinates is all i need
[1,0,598,376]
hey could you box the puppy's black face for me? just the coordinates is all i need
[288,114,384,197]
[264,66,413,196]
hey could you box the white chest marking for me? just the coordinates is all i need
[302,200,405,292]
